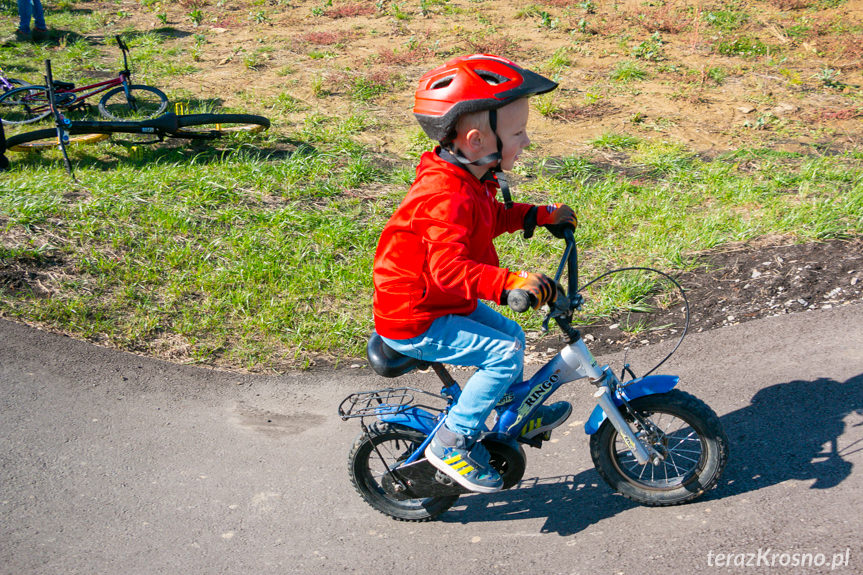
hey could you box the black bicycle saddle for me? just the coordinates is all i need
[366,332,429,378]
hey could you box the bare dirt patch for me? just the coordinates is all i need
[67,0,863,158]
[530,237,863,364]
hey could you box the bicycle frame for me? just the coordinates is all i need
[359,229,673,469]
[1,72,15,92]
[53,75,126,105]
[15,35,133,115]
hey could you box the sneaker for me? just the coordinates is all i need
[424,425,503,494]
[520,401,573,439]
[15,29,31,41]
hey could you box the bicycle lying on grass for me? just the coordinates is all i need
[0,36,167,125]
[4,59,269,177]
[339,229,729,522]
[5,111,271,150]
[1,67,31,94]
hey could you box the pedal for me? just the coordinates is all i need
[542,430,552,441]
[434,470,455,486]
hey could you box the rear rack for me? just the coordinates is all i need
[338,387,448,421]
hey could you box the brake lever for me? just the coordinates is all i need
[571,292,584,311]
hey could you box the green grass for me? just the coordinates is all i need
[1,3,862,371]
[4,132,861,370]
[610,60,648,83]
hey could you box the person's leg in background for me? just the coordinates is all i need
[32,0,48,34]
[17,0,34,36]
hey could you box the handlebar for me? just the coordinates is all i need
[505,226,581,315]
[504,289,535,313]
[503,225,690,372]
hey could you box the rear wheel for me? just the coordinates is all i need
[98,84,168,121]
[590,390,728,506]
[5,128,109,151]
[349,422,459,522]
[172,113,270,138]
[0,85,51,125]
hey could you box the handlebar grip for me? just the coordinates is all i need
[505,289,536,313]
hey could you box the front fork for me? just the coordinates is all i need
[592,369,663,466]
[566,338,663,466]
[121,75,137,110]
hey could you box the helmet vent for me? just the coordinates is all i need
[477,70,508,85]
[430,75,455,90]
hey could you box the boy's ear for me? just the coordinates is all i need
[463,128,484,152]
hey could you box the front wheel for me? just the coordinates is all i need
[349,422,459,522]
[590,389,728,506]
[98,84,168,121]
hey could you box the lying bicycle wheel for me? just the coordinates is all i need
[170,113,270,138]
[97,85,169,121]
[5,130,109,151]
[0,85,52,125]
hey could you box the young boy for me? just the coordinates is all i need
[372,54,577,493]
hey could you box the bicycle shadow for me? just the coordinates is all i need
[443,372,863,535]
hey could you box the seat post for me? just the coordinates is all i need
[431,362,461,401]
[430,362,455,386]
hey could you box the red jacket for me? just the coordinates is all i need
[373,149,534,339]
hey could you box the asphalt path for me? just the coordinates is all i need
[2,303,862,574]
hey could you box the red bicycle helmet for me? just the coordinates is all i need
[413,54,558,143]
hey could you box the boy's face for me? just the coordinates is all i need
[484,97,531,172]
[454,97,531,177]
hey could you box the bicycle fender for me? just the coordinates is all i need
[379,406,439,435]
[584,375,679,435]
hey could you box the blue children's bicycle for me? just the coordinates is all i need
[339,230,729,521]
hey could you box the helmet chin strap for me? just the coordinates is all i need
[445,108,514,209]
[487,108,513,209]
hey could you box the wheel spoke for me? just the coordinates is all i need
[611,410,706,487]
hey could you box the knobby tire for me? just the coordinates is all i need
[348,421,459,522]
[590,389,729,506]
[172,113,270,138]
[5,113,269,150]
[6,129,108,150]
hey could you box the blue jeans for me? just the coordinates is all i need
[18,0,46,34]
[381,302,525,438]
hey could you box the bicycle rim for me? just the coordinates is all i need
[172,113,270,138]
[98,85,168,121]
[6,129,109,151]
[0,85,51,125]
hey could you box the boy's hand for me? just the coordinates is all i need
[502,270,555,309]
[536,203,577,238]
